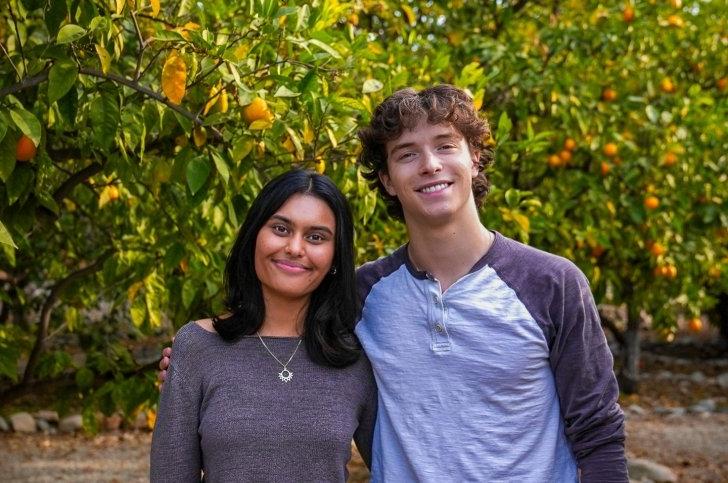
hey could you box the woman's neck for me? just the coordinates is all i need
[258,295,308,336]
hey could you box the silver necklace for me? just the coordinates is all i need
[256,333,302,383]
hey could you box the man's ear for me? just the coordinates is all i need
[379,170,397,196]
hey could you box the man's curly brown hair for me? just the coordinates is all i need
[357,84,495,220]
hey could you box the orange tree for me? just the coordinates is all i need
[0,0,725,422]
[427,0,727,391]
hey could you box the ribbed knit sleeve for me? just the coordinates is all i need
[352,356,378,469]
[150,324,203,482]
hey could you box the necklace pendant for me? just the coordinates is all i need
[278,368,293,383]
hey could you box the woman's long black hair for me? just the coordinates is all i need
[213,169,361,368]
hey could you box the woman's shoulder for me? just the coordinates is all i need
[171,320,222,357]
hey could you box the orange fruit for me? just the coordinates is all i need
[649,242,666,257]
[590,244,605,258]
[243,97,273,124]
[347,13,359,26]
[558,150,572,163]
[563,138,576,151]
[660,77,676,93]
[708,265,722,279]
[108,185,120,201]
[717,77,727,92]
[603,143,618,157]
[16,134,37,161]
[687,317,702,333]
[179,258,189,273]
[548,154,562,168]
[665,265,678,278]
[666,14,684,28]
[600,162,611,176]
[622,5,635,23]
[644,196,660,210]
[662,152,678,166]
[670,0,682,7]
[601,87,618,102]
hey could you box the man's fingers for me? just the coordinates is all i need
[162,346,172,358]
[159,356,170,371]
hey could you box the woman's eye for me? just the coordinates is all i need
[271,224,288,234]
[307,233,327,242]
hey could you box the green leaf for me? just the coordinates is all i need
[645,105,658,124]
[0,113,7,142]
[57,87,79,125]
[89,91,120,151]
[308,38,342,59]
[362,79,383,94]
[75,367,94,389]
[0,132,16,182]
[6,166,34,205]
[45,0,68,37]
[48,60,78,103]
[0,221,17,248]
[210,150,230,184]
[504,188,520,208]
[10,108,42,146]
[182,278,197,308]
[274,85,300,97]
[56,24,87,44]
[496,112,512,144]
[186,157,211,195]
[154,30,187,42]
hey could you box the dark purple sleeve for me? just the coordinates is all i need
[352,356,378,469]
[548,266,627,482]
[487,235,626,482]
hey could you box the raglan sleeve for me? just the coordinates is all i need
[353,355,378,469]
[150,325,203,482]
[549,267,627,482]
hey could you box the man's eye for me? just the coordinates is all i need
[398,152,415,161]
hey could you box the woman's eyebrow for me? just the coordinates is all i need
[270,214,333,235]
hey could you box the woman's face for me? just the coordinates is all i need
[254,193,336,304]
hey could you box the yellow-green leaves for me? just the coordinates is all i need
[161,51,187,105]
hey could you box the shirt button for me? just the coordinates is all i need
[433,295,440,304]
[435,324,444,333]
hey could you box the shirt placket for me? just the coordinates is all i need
[425,274,451,352]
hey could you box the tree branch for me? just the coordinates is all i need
[599,308,626,347]
[52,162,105,204]
[78,67,223,139]
[21,249,115,385]
[0,70,49,98]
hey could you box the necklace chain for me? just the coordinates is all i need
[256,333,302,383]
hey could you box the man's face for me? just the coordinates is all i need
[379,118,479,227]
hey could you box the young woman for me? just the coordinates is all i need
[150,170,377,482]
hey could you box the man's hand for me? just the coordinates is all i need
[157,345,172,390]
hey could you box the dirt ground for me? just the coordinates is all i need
[1,344,726,482]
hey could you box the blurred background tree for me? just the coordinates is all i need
[0,0,725,423]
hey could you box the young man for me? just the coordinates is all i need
[354,85,626,481]
[159,85,626,481]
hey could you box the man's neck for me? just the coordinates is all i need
[405,212,493,292]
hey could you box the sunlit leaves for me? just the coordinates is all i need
[56,24,86,44]
[161,51,187,105]
[48,60,78,104]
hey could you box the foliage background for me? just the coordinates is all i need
[0,0,726,421]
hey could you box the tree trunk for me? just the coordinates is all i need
[618,303,641,394]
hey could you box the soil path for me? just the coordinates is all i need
[1,344,726,481]
[1,413,727,482]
